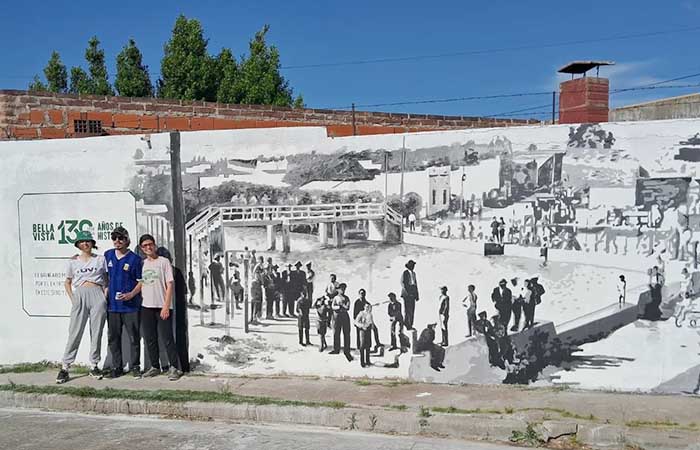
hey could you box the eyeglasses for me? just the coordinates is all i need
[112,236,127,242]
[140,242,155,248]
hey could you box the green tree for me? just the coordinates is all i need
[28,76,48,92]
[28,51,67,93]
[215,48,240,103]
[115,38,153,97]
[159,15,217,101]
[69,67,91,94]
[85,36,115,95]
[234,25,301,106]
[44,51,68,93]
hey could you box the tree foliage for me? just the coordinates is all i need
[28,51,67,93]
[159,15,218,101]
[115,39,153,97]
[69,67,91,94]
[233,25,301,107]
[215,48,240,103]
[85,36,115,95]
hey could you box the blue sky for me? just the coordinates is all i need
[2,0,700,118]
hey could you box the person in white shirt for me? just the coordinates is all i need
[138,234,182,381]
[617,275,626,305]
[462,284,477,337]
[354,303,375,367]
[56,230,108,384]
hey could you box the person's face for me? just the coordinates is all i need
[140,239,157,257]
[77,240,93,253]
[359,289,366,298]
[330,275,336,282]
[112,234,128,250]
[364,304,371,313]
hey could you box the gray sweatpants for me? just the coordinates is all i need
[62,285,107,369]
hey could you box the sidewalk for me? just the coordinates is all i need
[1,370,698,449]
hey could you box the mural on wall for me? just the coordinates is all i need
[4,120,700,394]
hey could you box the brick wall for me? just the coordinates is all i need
[0,90,540,140]
[558,77,609,124]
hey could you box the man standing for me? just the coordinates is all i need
[462,284,477,337]
[209,255,225,303]
[271,264,282,316]
[295,289,312,346]
[263,265,276,320]
[354,303,375,368]
[400,260,419,330]
[305,262,315,301]
[290,261,305,318]
[281,264,292,317]
[408,212,417,232]
[438,286,450,347]
[510,278,523,332]
[325,274,339,299]
[314,296,331,352]
[387,292,404,350]
[104,227,143,379]
[490,217,500,243]
[491,279,513,328]
[330,283,353,361]
[353,289,370,350]
[138,234,182,381]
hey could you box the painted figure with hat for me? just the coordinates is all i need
[416,323,445,372]
[208,255,225,304]
[56,228,109,384]
[281,263,293,317]
[289,260,306,318]
[228,261,243,310]
[438,286,450,347]
[400,259,419,330]
[330,283,353,361]
[313,295,332,352]
[103,226,143,379]
[387,292,404,350]
[263,264,276,320]
[271,264,282,317]
[491,279,513,327]
[305,261,315,301]
[295,288,312,347]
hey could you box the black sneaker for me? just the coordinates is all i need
[88,367,103,380]
[108,368,124,379]
[131,367,142,379]
[56,369,69,384]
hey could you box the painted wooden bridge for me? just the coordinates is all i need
[186,202,403,252]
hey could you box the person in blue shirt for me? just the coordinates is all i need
[104,226,143,378]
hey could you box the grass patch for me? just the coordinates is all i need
[385,404,408,411]
[432,406,503,415]
[0,361,89,375]
[625,419,682,429]
[352,378,412,388]
[510,423,544,447]
[0,383,346,410]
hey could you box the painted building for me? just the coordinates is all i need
[426,166,451,217]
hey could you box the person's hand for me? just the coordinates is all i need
[117,292,133,301]
[160,307,170,320]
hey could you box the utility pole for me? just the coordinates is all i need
[352,103,357,136]
[169,131,189,371]
[399,136,406,240]
[552,91,556,124]
[384,151,389,242]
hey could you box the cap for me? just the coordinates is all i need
[388,292,397,299]
[405,259,416,268]
[499,279,507,285]
[294,261,303,268]
[440,285,448,291]
[338,283,347,290]
[306,262,313,267]
[111,226,129,239]
[478,311,487,318]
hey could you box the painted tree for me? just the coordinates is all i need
[234,25,302,107]
[115,39,153,97]
[69,67,91,94]
[28,51,67,93]
[85,36,115,95]
[159,15,218,101]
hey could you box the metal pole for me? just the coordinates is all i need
[244,255,250,333]
[198,235,204,326]
[552,91,556,124]
[400,137,406,239]
[352,103,357,136]
[224,250,230,336]
[384,151,389,242]
[169,131,186,273]
[207,223,215,326]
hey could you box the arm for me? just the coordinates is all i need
[64,278,74,301]
[161,280,174,319]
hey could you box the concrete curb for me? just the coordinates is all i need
[1,391,698,449]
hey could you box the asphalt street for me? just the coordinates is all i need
[0,408,517,450]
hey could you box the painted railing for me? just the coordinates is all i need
[186,202,402,236]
